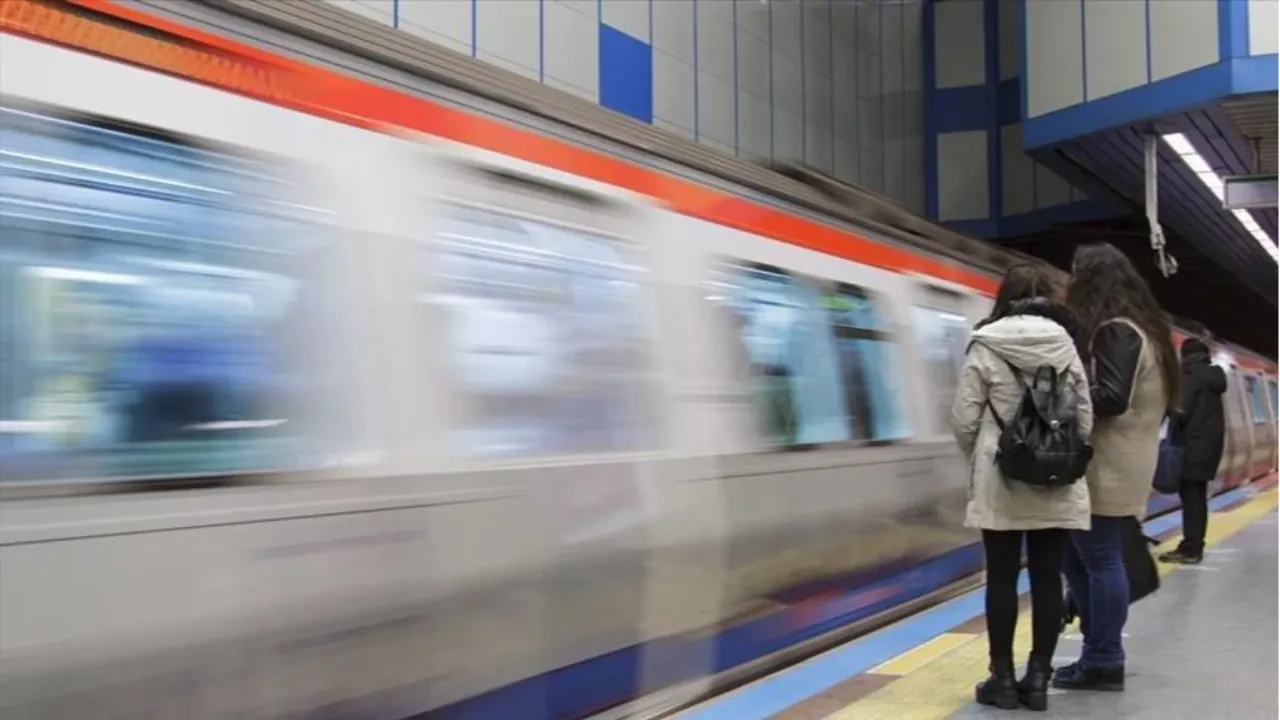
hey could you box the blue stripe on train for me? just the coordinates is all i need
[412,483,1243,720]
[418,543,985,720]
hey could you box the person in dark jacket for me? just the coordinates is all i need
[1160,337,1227,564]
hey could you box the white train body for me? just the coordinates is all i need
[0,15,1275,720]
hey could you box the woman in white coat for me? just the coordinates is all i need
[951,264,1094,712]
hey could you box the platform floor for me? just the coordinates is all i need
[677,482,1278,720]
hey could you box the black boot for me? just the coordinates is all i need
[1018,655,1053,711]
[975,657,1019,710]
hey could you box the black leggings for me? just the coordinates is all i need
[982,529,1067,662]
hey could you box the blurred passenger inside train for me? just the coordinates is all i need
[950,263,1093,711]
[1160,336,1227,565]
[1058,243,1181,692]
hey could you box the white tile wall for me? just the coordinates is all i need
[476,0,540,81]
[937,130,989,221]
[398,0,470,55]
[1026,0,1085,117]
[1084,0,1147,101]
[1149,0,1218,81]
[1250,0,1279,55]
[322,0,927,210]
[934,0,985,89]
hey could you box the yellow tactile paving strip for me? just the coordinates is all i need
[819,487,1279,720]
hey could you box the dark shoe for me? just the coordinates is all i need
[1018,655,1053,711]
[1051,661,1125,692]
[1159,548,1203,565]
[976,658,1019,709]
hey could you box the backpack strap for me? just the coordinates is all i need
[984,397,1007,432]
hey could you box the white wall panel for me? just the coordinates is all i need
[934,0,986,88]
[861,146,885,192]
[1026,0,1085,116]
[1084,0,1148,100]
[937,131,989,221]
[806,121,835,173]
[772,49,803,117]
[601,0,650,42]
[319,0,925,211]
[737,30,772,100]
[1250,0,1279,55]
[652,0,695,64]
[329,0,393,24]
[556,0,598,21]
[998,0,1019,81]
[738,90,772,160]
[771,0,802,57]
[398,0,471,54]
[835,138,860,184]
[544,0,598,99]
[804,1,833,85]
[477,0,540,80]
[1150,0,1218,80]
[773,110,804,162]
[1034,164,1073,209]
[697,71,737,149]
[654,51,696,135]
[1001,125,1035,216]
[697,8,736,85]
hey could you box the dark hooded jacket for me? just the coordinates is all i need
[1177,338,1227,482]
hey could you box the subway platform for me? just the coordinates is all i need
[676,481,1278,720]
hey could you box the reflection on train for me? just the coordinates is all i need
[1,24,1277,720]
[0,107,370,483]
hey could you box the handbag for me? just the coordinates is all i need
[1152,415,1184,495]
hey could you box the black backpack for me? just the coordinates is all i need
[985,360,1092,488]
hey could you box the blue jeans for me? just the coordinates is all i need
[1063,515,1129,669]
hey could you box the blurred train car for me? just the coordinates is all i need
[0,2,1276,719]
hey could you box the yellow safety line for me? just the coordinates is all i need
[826,488,1278,720]
[869,632,976,676]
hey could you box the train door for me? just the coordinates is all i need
[1242,372,1275,480]
[1269,378,1279,472]
[1223,366,1254,487]
[907,282,973,440]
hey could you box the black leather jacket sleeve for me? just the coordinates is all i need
[1090,321,1143,418]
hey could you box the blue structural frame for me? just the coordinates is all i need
[923,0,1120,238]
[1017,0,1277,151]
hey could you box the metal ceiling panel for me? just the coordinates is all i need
[1221,93,1278,174]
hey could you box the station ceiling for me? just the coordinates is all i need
[1001,213,1277,358]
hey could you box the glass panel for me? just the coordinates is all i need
[1269,381,1277,417]
[912,305,970,434]
[1245,377,1267,423]
[709,263,914,448]
[0,107,363,483]
[822,285,910,441]
[427,205,656,458]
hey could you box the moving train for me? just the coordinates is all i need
[0,2,1275,719]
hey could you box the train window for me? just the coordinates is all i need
[912,305,970,434]
[1244,376,1268,424]
[821,284,911,441]
[708,263,910,447]
[428,204,655,458]
[0,106,364,483]
[1269,380,1277,417]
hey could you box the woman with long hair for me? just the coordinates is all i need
[952,263,1093,711]
[1057,243,1180,692]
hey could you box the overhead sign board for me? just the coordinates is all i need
[1223,174,1278,210]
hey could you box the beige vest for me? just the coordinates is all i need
[1087,319,1169,518]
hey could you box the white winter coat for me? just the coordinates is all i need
[951,310,1094,531]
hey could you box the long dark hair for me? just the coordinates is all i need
[975,263,1071,331]
[1065,243,1181,411]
